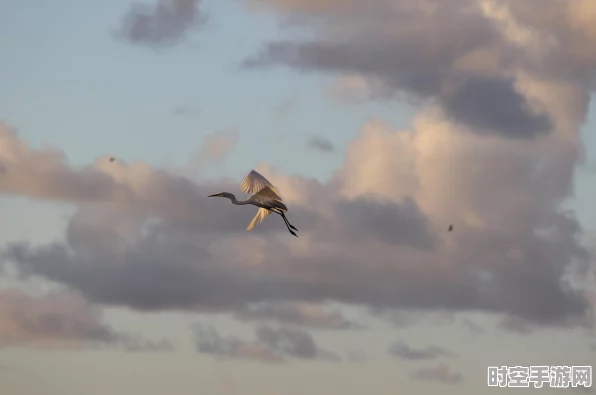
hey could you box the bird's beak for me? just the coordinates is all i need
[208,193,219,197]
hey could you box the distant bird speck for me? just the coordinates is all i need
[448,225,453,232]
[109,157,115,162]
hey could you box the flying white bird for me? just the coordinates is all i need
[208,170,298,237]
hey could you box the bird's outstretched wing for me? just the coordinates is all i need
[241,170,281,197]
[255,185,282,201]
[246,207,272,231]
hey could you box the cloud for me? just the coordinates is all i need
[241,0,596,138]
[388,342,458,360]
[273,94,300,118]
[172,103,200,116]
[196,128,240,164]
[305,136,334,153]
[409,363,464,384]
[0,111,592,329]
[194,324,339,362]
[0,287,172,351]
[195,324,282,363]
[327,75,390,104]
[0,288,113,348]
[440,75,551,138]
[256,326,339,360]
[234,302,364,330]
[118,0,206,48]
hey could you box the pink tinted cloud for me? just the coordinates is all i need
[0,287,173,351]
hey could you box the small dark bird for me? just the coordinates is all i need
[109,157,115,162]
[448,224,453,232]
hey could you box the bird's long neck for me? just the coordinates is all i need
[229,195,250,205]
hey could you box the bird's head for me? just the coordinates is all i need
[208,192,233,199]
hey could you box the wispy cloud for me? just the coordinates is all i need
[194,324,339,363]
[235,303,364,330]
[172,103,200,116]
[197,127,239,164]
[306,136,334,153]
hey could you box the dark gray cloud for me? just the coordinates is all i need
[409,363,464,384]
[388,342,457,360]
[241,0,596,138]
[306,136,334,153]
[118,0,206,48]
[256,326,340,361]
[194,324,338,362]
[440,75,552,138]
[327,197,435,248]
[234,303,364,330]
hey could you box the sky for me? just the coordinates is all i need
[1,0,596,394]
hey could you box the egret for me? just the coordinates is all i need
[208,170,299,237]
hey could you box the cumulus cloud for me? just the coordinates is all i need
[388,342,458,360]
[305,136,334,153]
[234,302,363,330]
[0,111,592,328]
[118,0,206,48]
[194,324,338,362]
[0,287,172,351]
[409,363,464,384]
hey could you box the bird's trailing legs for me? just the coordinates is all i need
[272,209,298,237]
